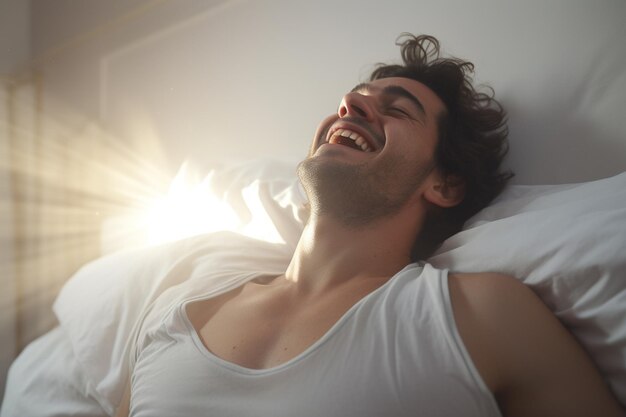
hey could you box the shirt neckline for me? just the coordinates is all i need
[178,263,422,376]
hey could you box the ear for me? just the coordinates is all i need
[423,174,465,208]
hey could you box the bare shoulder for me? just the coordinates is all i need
[447,272,544,356]
[448,271,533,307]
[448,271,625,417]
[447,272,544,334]
[446,272,529,394]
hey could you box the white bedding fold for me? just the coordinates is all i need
[52,232,294,415]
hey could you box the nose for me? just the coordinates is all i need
[338,92,375,121]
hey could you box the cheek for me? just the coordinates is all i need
[403,125,437,156]
[382,128,437,170]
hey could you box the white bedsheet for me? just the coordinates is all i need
[1,326,106,417]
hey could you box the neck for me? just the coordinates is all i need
[284,207,421,295]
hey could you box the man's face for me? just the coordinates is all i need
[298,77,446,226]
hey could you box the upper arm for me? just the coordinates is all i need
[449,272,625,417]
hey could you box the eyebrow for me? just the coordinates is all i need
[351,82,427,119]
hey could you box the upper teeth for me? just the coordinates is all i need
[329,128,374,152]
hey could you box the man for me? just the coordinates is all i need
[115,34,624,416]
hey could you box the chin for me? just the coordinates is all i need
[296,156,409,228]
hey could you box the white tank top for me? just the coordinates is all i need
[130,263,502,417]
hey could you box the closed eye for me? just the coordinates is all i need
[388,106,411,117]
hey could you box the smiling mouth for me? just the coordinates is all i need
[327,128,375,152]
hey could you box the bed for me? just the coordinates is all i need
[2,0,626,415]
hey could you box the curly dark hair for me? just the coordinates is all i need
[370,33,513,260]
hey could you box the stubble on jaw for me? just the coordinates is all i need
[297,151,432,228]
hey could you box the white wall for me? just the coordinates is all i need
[33,0,626,185]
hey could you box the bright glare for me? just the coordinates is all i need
[144,163,239,245]
[99,161,290,253]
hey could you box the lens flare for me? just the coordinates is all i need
[144,163,239,245]
[1,77,287,357]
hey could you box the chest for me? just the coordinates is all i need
[133,269,501,417]
[185,281,383,370]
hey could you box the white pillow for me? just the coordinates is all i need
[429,172,626,404]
